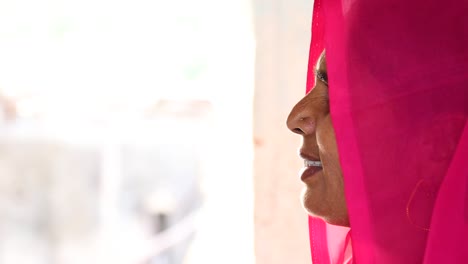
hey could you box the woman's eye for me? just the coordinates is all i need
[319,76,328,86]
[315,70,328,86]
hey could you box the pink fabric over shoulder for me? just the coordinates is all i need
[306,0,468,263]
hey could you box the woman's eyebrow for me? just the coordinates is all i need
[314,68,328,85]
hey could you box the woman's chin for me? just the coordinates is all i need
[304,208,350,227]
[301,188,350,227]
[322,216,350,227]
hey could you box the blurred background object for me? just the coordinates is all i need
[0,0,312,263]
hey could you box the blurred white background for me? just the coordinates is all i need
[0,0,255,263]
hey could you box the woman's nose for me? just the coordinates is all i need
[286,98,316,136]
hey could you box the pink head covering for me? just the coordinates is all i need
[306,0,468,263]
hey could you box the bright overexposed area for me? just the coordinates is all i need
[0,0,255,263]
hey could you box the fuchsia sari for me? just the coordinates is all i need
[306,0,468,263]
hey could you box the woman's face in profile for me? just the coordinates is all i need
[287,52,349,226]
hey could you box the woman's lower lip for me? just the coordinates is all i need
[300,166,323,181]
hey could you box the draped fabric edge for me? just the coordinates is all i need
[423,121,468,263]
[307,1,352,263]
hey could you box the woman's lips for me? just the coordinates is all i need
[299,152,323,181]
[300,164,323,181]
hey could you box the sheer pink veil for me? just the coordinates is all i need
[306,0,468,263]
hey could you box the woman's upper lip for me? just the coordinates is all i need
[299,150,320,161]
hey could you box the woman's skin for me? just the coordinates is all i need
[286,52,349,227]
